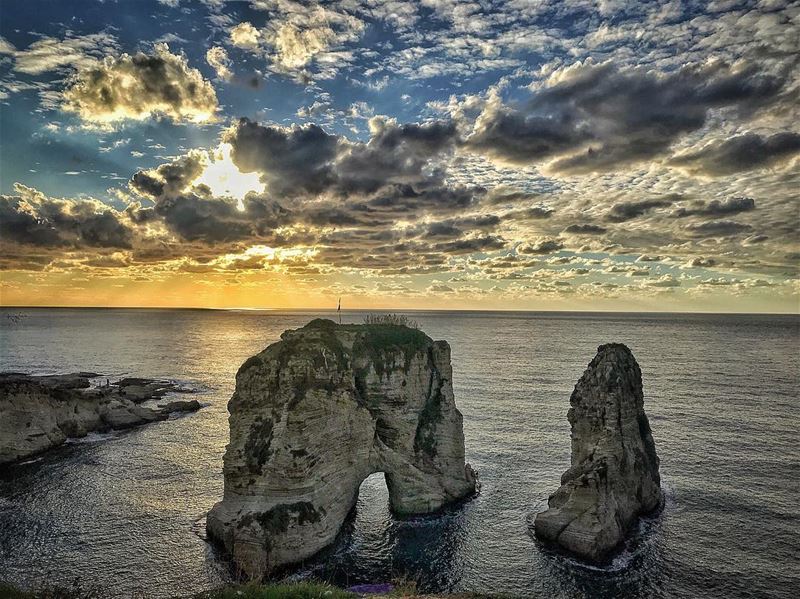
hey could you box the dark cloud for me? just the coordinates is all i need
[225,117,459,201]
[464,60,790,174]
[0,185,132,249]
[431,235,506,255]
[688,257,716,267]
[334,118,457,193]
[743,234,769,245]
[672,197,756,218]
[504,206,554,220]
[685,220,753,237]
[518,238,564,254]
[667,132,800,176]
[420,214,500,239]
[129,192,293,244]
[464,102,589,164]
[563,223,607,234]
[225,118,340,197]
[130,151,206,199]
[606,199,673,222]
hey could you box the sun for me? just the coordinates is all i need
[195,143,264,207]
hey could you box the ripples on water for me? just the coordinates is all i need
[0,309,798,598]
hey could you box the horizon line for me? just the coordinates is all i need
[1,305,798,317]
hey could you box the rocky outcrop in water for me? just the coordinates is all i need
[207,319,476,577]
[0,372,199,465]
[534,343,662,563]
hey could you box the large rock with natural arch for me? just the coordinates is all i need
[206,318,477,577]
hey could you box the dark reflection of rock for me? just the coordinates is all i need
[534,344,662,564]
[294,472,471,593]
[0,372,198,465]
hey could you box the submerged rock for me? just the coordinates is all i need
[207,318,476,577]
[534,343,662,563]
[0,373,199,465]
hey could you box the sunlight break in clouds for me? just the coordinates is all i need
[194,144,265,206]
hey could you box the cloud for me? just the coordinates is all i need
[672,197,756,218]
[563,223,607,235]
[649,275,681,287]
[743,234,769,245]
[230,22,262,50]
[130,192,290,244]
[0,33,117,74]
[224,118,340,197]
[688,257,716,267]
[224,116,458,198]
[504,206,554,220]
[685,220,753,237]
[120,116,481,256]
[605,198,674,222]
[228,2,365,78]
[130,151,208,199]
[0,184,133,250]
[431,235,506,254]
[333,117,458,193]
[62,44,218,126]
[667,132,800,176]
[462,59,791,174]
[427,282,455,293]
[518,238,564,254]
[206,46,233,81]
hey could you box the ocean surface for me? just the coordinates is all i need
[0,308,798,598]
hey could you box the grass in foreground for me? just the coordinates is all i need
[196,581,358,599]
[197,581,502,599]
[2,580,502,598]
[0,580,101,598]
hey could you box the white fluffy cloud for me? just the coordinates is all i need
[206,46,233,81]
[228,1,365,78]
[62,44,218,126]
[0,33,117,75]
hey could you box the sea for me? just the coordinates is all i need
[0,308,798,598]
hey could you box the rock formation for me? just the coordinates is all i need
[207,319,476,577]
[534,343,662,563]
[0,372,199,465]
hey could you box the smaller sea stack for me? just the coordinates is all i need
[534,343,662,563]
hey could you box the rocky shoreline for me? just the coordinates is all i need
[0,372,200,466]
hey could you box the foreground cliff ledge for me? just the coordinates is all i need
[207,318,477,577]
[534,343,662,563]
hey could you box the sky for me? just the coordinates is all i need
[0,0,798,312]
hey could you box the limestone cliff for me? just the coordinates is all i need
[534,343,662,563]
[207,319,476,577]
[0,373,199,465]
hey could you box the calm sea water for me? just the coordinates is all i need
[0,308,798,598]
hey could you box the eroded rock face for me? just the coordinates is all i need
[207,319,476,577]
[534,343,662,563]
[0,373,198,465]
